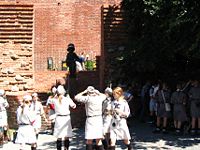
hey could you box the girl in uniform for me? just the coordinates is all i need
[75,86,106,150]
[30,92,48,139]
[188,80,200,134]
[15,94,37,150]
[52,85,76,150]
[102,87,113,149]
[0,89,9,146]
[109,87,133,150]
[171,84,188,134]
[153,83,171,134]
[46,86,57,134]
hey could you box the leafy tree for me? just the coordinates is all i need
[111,0,200,84]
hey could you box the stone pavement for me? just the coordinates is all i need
[2,118,200,150]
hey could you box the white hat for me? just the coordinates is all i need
[0,89,5,96]
[105,87,112,95]
[23,95,32,101]
[32,92,38,97]
[57,85,66,95]
[52,87,57,94]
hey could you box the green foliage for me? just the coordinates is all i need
[114,0,200,83]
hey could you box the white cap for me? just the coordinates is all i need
[57,85,66,95]
[105,87,112,95]
[52,87,57,94]
[0,89,5,96]
[23,95,32,101]
[32,92,38,97]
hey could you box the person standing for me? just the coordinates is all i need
[66,43,81,78]
[51,85,76,150]
[46,86,57,134]
[102,87,113,149]
[30,92,48,139]
[109,87,133,150]
[148,81,159,124]
[139,81,151,122]
[75,86,106,150]
[15,94,37,150]
[171,83,188,134]
[153,83,171,134]
[0,89,9,146]
[188,80,200,134]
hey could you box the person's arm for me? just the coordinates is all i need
[40,103,48,123]
[74,53,81,62]
[66,95,76,109]
[115,100,130,118]
[74,90,88,103]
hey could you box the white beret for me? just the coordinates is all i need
[57,85,66,95]
[32,92,38,97]
[23,95,32,101]
[105,87,112,95]
[52,87,57,94]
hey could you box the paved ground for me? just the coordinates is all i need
[2,118,200,150]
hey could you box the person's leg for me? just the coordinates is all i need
[56,138,62,150]
[51,121,55,135]
[3,126,9,142]
[153,117,161,133]
[124,139,133,150]
[174,120,177,129]
[96,139,104,150]
[197,118,200,134]
[110,136,117,150]
[162,117,168,133]
[191,117,196,134]
[64,137,70,150]
[86,139,93,150]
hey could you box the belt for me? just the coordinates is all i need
[57,114,69,116]
[87,115,101,118]
[19,123,30,126]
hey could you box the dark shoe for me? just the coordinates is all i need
[109,146,115,150]
[153,127,161,133]
[190,129,196,135]
[126,144,133,150]
[96,145,104,150]
[162,128,168,134]
[86,144,93,150]
[31,146,37,150]
[56,140,62,150]
[64,139,70,150]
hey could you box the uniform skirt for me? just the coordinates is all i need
[15,125,36,144]
[33,115,42,129]
[103,115,112,135]
[0,111,8,126]
[157,103,171,118]
[110,118,131,140]
[54,115,73,138]
[173,104,188,122]
[190,101,200,118]
[85,116,103,139]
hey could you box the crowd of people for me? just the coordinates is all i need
[0,84,134,150]
[138,79,200,135]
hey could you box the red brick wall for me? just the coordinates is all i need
[12,0,121,71]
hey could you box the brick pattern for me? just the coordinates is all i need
[0,4,34,93]
[102,5,128,84]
